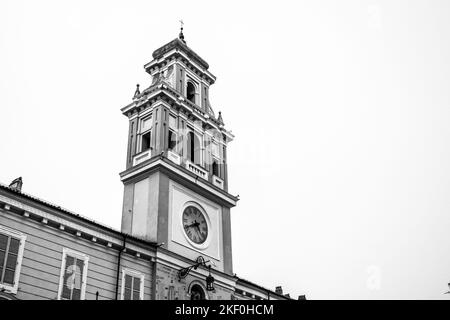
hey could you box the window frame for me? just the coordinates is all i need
[0,225,26,294]
[186,79,198,104]
[168,114,178,152]
[211,140,220,158]
[188,281,209,300]
[138,115,153,153]
[120,268,145,300]
[168,129,178,152]
[212,157,220,177]
[57,248,89,300]
[186,128,204,166]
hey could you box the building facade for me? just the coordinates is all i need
[0,31,296,301]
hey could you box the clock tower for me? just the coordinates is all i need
[119,29,238,276]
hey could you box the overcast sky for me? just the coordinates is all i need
[1,0,450,299]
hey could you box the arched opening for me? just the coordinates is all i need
[187,81,196,103]
[187,132,194,162]
[0,292,19,300]
[187,131,201,165]
[212,160,219,177]
[190,284,206,300]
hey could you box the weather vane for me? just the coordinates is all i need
[178,19,186,43]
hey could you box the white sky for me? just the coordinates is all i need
[1,0,450,299]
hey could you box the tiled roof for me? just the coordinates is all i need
[0,182,295,299]
[235,276,293,300]
[0,182,157,247]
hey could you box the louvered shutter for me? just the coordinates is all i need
[124,274,132,300]
[0,234,7,283]
[132,277,141,300]
[4,238,19,285]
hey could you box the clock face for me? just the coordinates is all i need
[182,206,208,244]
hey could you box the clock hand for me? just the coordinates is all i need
[184,221,200,229]
[191,220,200,227]
[195,224,203,237]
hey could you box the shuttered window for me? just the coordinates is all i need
[121,269,144,300]
[0,227,26,294]
[58,249,89,300]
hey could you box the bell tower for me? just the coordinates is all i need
[119,29,238,275]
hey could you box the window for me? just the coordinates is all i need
[57,248,89,300]
[141,132,151,151]
[168,130,177,151]
[140,116,152,152]
[169,114,177,130]
[141,116,152,132]
[211,141,219,158]
[121,269,144,300]
[187,131,202,165]
[187,131,194,162]
[168,115,178,152]
[187,81,196,103]
[0,226,26,294]
[190,284,206,300]
[212,160,219,177]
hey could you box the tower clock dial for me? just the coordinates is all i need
[182,205,208,244]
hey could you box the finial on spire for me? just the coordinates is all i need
[133,84,140,99]
[179,19,186,44]
[217,111,224,126]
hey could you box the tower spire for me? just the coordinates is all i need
[178,19,186,44]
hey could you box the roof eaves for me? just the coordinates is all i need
[0,183,158,248]
[235,276,294,300]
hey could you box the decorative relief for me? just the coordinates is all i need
[164,65,175,88]
[152,66,175,88]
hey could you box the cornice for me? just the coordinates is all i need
[119,156,238,207]
[120,85,233,139]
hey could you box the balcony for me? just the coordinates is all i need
[133,149,152,166]
[184,160,207,180]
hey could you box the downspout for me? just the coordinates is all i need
[115,234,127,300]
[150,255,157,300]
